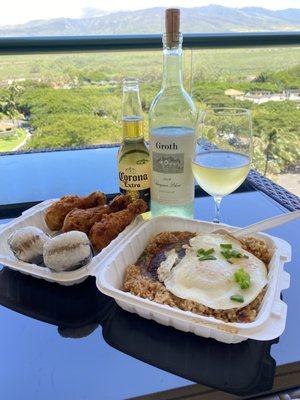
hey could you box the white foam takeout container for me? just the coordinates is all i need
[0,200,143,285]
[0,202,291,343]
[95,216,291,344]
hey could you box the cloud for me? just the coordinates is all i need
[0,0,299,26]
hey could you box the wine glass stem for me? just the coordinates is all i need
[213,196,222,223]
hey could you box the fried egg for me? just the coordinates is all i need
[159,233,268,310]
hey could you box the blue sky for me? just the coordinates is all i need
[1,0,299,26]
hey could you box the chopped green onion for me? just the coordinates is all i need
[231,250,241,257]
[198,255,217,261]
[197,248,214,256]
[230,294,244,303]
[234,268,251,289]
[231,250,249,259]
[220,243,232,249]
[197,248,218,261]
[205,248,215,255]
[221,250,231,259]
[221,249,249,261]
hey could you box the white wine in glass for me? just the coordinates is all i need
[192,108,252,223]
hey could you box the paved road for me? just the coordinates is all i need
[277,173,300,196]
[12,129,31,151]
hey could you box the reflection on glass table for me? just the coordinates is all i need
[0,265,276,397]
[103,304,277,397]
[0,267,110,335]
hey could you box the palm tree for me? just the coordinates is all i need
[263,128,278,176]
[0,83,23,120]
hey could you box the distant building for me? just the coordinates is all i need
[225,89,300,105]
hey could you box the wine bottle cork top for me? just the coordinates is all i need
[165,8,180,46]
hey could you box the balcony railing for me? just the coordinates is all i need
[0,31,299,54]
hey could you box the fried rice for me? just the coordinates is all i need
[123,231,272,323]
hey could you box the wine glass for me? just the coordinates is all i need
[192,108,252,223]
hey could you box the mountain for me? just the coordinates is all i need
[0,5,299,36]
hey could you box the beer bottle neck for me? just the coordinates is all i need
[122,116,144,140]
[122,79,144,140]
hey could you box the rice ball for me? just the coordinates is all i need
[8,226,49,264]
[43,231,92,272]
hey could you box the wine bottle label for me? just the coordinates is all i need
[150,128,195,205]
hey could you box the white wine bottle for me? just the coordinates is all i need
[118,79,150,203]
[149,9,197,218]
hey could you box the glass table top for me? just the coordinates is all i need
[0,190,299,400]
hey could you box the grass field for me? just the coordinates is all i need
[0,47,299,82]
[0,129,27,152]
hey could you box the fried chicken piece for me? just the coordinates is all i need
[62,205,110,234]
[89,199,148,252]
[108,194,132,213]
[61,194,132,234]
[45,192,106,231]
